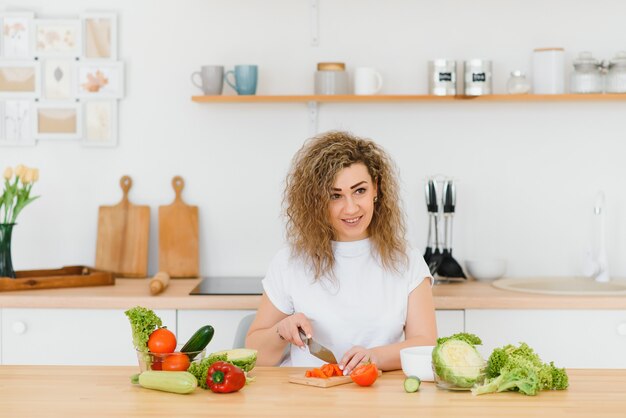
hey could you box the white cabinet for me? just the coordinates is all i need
[0,308,176,366]
[177,309,256,353]
[435,310,464,338]
[465,309,626,368]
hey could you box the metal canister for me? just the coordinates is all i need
[428,60,456,96]
[464,59,492,96]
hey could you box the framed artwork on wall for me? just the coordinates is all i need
[0,100,35,146]
[34,19,81,57]
[43,59,74,99]
[33,102,82,139]
[0,61,41,99]
[76,61,124,98]
[82,100,117,147]
[0,12,35,59]
[81,13,117,60]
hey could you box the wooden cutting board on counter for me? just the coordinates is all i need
[288,370,382,388]
[95,176,150,278]
[158,176,199,278]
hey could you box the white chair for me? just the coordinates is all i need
[232,313,256,348]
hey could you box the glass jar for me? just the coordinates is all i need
[606,51,626,93]
[506,71,531,94]
[570,51,603,94]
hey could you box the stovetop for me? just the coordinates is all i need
[189,276,264,295]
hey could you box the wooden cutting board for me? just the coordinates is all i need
[288,370,382,388]
[95,176,150,278]
[158,176,199,278]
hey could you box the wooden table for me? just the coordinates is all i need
[0,366,624,417]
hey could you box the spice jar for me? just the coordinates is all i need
[314,62,349,95]
[428,59,456,96]
[506,71,531,94]
[570,51,603,94]
[464,59,492,96]
[606,51,626,93]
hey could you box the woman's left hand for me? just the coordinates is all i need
[339,346,378,375]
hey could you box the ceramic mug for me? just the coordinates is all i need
[191,65,224,95]
[225,65,258,95]
[354,67,383,95]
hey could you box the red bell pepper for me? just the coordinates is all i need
[206,361,246,393]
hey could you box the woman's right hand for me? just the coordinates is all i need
[276,313,313,348]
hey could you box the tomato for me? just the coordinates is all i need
[147,328,177,353]
[350,363,379,387]
[162,353,191,371]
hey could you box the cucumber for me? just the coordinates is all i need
[180,325,214,360]
[131,371,197,394]
[404,376,421,393]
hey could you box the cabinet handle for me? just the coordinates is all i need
[12,321,27,335]
[618,322,626,336]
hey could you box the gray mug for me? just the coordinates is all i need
[191,65,224,95]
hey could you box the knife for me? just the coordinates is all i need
[298,329,338,364]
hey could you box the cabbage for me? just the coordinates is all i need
[432,338,485,388]
[209,348,258,372]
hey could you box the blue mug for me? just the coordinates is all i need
[224,65,258,95]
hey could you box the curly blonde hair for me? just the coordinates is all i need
[284,131,407,280]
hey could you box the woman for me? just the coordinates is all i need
[246,131,436,375]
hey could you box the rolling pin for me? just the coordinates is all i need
[149,272,170,295]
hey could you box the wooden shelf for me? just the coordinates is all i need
[192,93,626,103]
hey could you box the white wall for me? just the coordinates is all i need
[2,0,626,278]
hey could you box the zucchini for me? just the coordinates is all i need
[131,371,197,394]
[404,376,421,393]
[181,325,214,360]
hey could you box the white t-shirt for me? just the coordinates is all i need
[262,238,432,367]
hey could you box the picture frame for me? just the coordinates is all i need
[76,61,124,98]
[81,13,117,60]
[0,11,35,59]
[34,19,81,58]
[0,99,36,146]
[42,58,75,100]
[0,61,41,99]
[82,100,117,147]
[33,101,82,140]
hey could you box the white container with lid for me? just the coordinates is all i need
[570,51,603,94]
[606,51,626,93]
[464,59,492,96]
[532,47,565,94]
[428,59,456,96]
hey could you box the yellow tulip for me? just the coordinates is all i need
[32,168,40,182]
[22,169,33,184]
[14,164,26,178]
[3,167,12,180]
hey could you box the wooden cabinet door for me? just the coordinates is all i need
[1,308,176,366]
[465,309,626,368]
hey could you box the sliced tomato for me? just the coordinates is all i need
[350,363,378,387]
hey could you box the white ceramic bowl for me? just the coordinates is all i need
[400,345,435,382]
[465,259,507,281]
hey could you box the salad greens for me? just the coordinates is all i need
[187,349,258,390]
[124,306,162,352]
[472,342,569,396]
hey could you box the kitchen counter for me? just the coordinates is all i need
[0,277,625,310]
[0,366,623,417]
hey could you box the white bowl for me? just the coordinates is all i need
[465,259,507,281]
[400,345,435,382]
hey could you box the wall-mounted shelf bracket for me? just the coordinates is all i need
[307,101,318,135]
[310,0,319,46]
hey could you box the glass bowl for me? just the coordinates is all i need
[432,363,486,391]
[136,346,205,372]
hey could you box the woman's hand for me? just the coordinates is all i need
[340,346,378,375]
[275,312,313,348]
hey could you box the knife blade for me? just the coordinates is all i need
[299,329,338,364]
